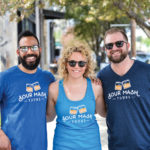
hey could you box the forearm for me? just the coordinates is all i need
[46,111,56,122]
[0,129,11,150]
[96,106,107,118]
[96,97,107,118]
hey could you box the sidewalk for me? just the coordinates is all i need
[47,115,108,150]
[97,115,108,150]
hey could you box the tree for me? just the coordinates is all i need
[0,0,149,31]
[52,0,150,36]
[0,0,149,58]
[0,0,42,21]
[50,0,149,62]
[51,0,130,59]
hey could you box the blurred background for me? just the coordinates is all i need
[0,0,150,73]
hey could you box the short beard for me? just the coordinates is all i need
[108,50,128,63]
[19,54,41,70]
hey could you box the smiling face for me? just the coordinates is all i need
[105,32,130,64]
[66,52,87,79]
[17,36,41,70]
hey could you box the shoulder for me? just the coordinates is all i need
[49,80,59,101]
[1,66,17,74]
[39,68,54,76]
[50,80,59,89]
[49,80,59,94]
[97,65,111,79]
[38,68,55,82]
[92,82,103,92]
[0,66,17,80]
[134,60,150,73]
[135,60,150,67]
[91,80,103,98]
[87,78,102,90]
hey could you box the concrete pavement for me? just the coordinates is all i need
[47,115,108,150]
[97,115,108,150]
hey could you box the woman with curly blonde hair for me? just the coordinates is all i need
[47,44,106,150]
[58,44,95,80]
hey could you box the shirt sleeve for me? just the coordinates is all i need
[0,72,4,102]
[97,71,101,79]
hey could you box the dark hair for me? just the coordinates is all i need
[18,30,40,46]
[104,27,128,44]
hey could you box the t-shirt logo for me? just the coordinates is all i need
[26,82,41,92]
[108,79,140,100]
[62,104,92,123]
[69,105,87,115]
[18,81,47,102]
[115,79,131,91]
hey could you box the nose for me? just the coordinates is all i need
[74,62,80,67]
[26,47,34,54]
[111,44,118,50]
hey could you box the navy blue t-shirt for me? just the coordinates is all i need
[0,66,55,150]
[97,60,150,150]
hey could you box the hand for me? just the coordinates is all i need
[90,77,102,85]
[0,130,11,150]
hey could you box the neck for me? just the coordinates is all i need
[111,56,134,76]
[18,64,37,74]
[64,76,86,86]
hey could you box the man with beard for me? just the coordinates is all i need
[97,28,150,150]
[0,31,55,150]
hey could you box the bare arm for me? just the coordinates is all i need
[46,81,59,122]
[92,82,107,117]
[0,129,11,150]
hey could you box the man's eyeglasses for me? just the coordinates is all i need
[105,41,127,50]
[19,45,39,53]
[68,60,87,67]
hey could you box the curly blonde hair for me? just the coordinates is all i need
[58,43,96,79]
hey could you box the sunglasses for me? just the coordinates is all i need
[19,45,39,53]
[105,41,127,50]
[68,60,87,67]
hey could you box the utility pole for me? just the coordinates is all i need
[131,19,136,58]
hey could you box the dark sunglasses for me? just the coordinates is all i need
[19,45,39,53]
[68,60,87,67]
[105,41,127,50]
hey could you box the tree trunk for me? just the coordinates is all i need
[131,19,136,58]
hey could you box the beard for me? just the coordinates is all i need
[18,54,41,70]
[108,49,128,63]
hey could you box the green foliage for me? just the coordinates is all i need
[136,36,150,50]
[0,0,149,30]
[0,0,149,54]
[0,0,42,21]
[142,38,150,47]
[59,0,131,55]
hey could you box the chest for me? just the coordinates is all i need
[102,74,150,108]
[4,78,50,104]
[56,93,96,117]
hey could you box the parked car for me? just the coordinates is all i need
[135,51,150,64]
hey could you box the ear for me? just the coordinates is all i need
[16,49,20,56]
[39,47,42,53]
[127,42,130,49]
